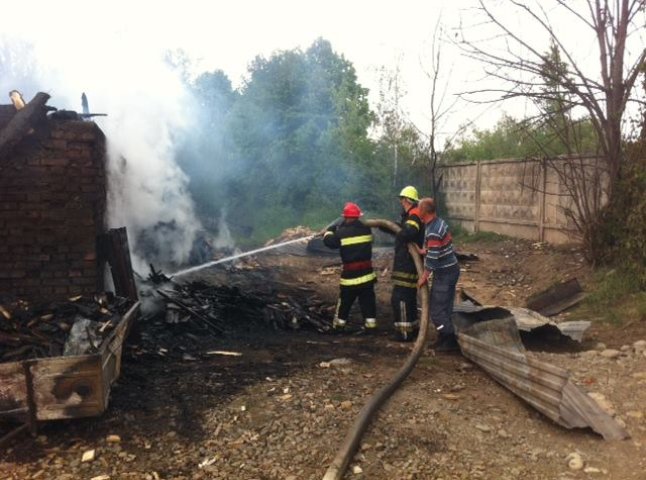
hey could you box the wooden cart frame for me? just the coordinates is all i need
[0,302,140,443]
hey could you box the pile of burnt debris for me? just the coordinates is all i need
[132,265,333,360]
[0,294,133,361]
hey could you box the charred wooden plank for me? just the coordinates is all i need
[156,290,224,334]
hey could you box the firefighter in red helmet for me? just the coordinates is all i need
[323,202,377,331]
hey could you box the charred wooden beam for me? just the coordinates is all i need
[0,92,51,157]
[97,228,139,301]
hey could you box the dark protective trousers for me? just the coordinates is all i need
[337,284,376,320]
[391,285,418,331]
[429,263,460,335]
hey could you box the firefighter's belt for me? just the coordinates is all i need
[343,260,372,272]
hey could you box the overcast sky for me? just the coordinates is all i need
[0,0,500,138]
[1,1,643,140]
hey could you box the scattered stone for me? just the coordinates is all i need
[633,340,646,352]
[626,411,643,420]
[475,424,491,433]
[620,345,631,352]
[594,342,607,351]
[579,350,597,358]
[599,349,621,359]
[352,465,363,474]
[497,429,510,438]
[583,467,603,474]
[340,400,353,410]
[566,452,584,470]
[81,449,96,463]
[329,358,353,367]
[631,372,646,380]
[458,362,474,372]
[106,435,121,444]
[90,476,110,480]
[442,393,461,401]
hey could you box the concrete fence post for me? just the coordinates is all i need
[538,159,547,242]
[474,161,482,233]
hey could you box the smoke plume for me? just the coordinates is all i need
[0,28,202,273]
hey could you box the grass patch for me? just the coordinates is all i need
[576,267,646,324]
[452,224,510,244]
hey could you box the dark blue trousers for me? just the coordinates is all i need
[429,263,460,335]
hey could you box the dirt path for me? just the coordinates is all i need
[1,238,645,480]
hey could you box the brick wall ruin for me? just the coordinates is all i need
[0,113,107,299]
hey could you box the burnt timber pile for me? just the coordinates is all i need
[0,294,134,361]
[134,265,333,360]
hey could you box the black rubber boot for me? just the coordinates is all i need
[434,333,460,353]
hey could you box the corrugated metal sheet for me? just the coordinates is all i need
[453,312,629,441]
[454,304,591,342]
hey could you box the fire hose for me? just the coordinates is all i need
[321,218,430,480]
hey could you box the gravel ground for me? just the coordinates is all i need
[2,238,645,480]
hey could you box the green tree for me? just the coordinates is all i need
[220,38,380,243]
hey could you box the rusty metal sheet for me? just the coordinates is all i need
[526,278,586,316]
[453,312,629,441]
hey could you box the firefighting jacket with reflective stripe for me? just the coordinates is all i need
[323,219,376,287]
[392,205,424,288]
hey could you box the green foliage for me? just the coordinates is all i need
[177,38,395,246]
[591,154,646,289]
[444,114,599,163]
[577,268,646,324]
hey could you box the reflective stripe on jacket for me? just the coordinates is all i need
[323,219,376,287]
[392,205,424,287]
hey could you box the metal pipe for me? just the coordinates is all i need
[321,218,430,480]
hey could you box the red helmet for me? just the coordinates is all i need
[342,202,362,218]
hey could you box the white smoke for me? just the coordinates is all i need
[212,208,236,250]
[0,17,202,274]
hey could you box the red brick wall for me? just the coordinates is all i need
[0,118,107,299]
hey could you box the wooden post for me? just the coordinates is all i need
[474,161,482,233]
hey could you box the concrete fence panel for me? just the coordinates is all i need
[439,157,604,244]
